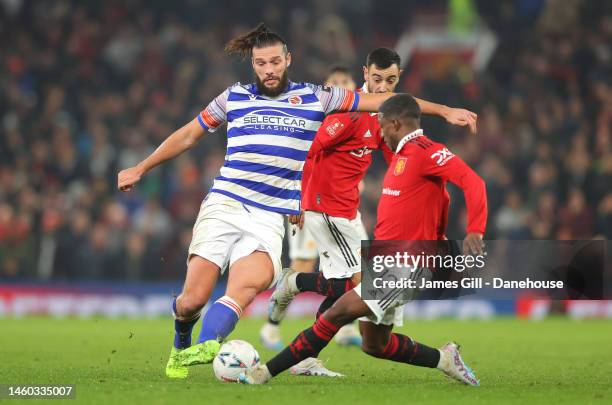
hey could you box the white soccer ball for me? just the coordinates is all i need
[212,340,261,382]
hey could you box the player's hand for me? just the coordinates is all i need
[444,107,478,134]
[118,165,145,192]
[463,232,485,256]
[288,211,305,229]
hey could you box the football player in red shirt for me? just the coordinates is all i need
[263,49,478,376]
[284,66,358,278]
[260,67,362,360]
[241,94,486,386]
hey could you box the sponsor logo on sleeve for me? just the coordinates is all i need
[325,118,345,137]
[430,148,455,166]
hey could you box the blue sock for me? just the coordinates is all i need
[173,298,200,349]
[197,296,242,343]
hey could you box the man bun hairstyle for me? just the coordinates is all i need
[379,94,421,123]
[366,47,401,69]
[225,23,288,59]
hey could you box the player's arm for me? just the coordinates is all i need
[437,192,450,240]
[308,113,358,156]
[118,89,228,191]
[414,98,477,134]
[357,93,477,134]
[420,146,487,254]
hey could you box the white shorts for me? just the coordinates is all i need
[304,210,368,279]
[287,219,318,261]
[188,193,285,287]
[354,282,404,326]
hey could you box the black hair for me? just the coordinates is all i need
[225,23,288,59]
[379,94,421,123]
[366,47,401,69]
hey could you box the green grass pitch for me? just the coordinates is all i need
[1,317,611,404]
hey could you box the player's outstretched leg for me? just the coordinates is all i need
[267,268,359,348]
[239,289,369,384]
[166,256,220,378]
[359,321,479,386]
[289,296,345,377]
[182,251,274,366]
[166,298,200,378]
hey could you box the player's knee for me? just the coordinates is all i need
[324,302,358,326]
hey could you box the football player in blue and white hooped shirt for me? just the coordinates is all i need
[117,23,477,379]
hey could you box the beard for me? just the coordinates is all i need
[255,69,289,97]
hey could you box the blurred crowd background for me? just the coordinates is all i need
[1,0,610,281]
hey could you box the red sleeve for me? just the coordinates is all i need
[301,154,314,195]
[419,145,488,235]
[437,190,450,240]
[308,113,358,157]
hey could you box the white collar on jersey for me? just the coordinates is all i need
[395,129,424,153]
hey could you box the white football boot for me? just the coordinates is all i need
[290,357,344,377]
[437,342,480,386]
[268,268,299,323]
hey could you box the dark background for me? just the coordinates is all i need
[0,0,610,281]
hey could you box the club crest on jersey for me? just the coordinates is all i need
[325,118,345,137]
[288,95,302,105]
[394,157,407,176]
[430,148,455,166]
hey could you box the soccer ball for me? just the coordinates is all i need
[212,340,260,382]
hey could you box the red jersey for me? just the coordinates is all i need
[374,130,487,240]
[302,111,393,219]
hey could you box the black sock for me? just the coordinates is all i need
[296,272,353,298]
[266,315,340,376]
[380,333,440,368]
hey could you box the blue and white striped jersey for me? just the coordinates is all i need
[197,81,360,215]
